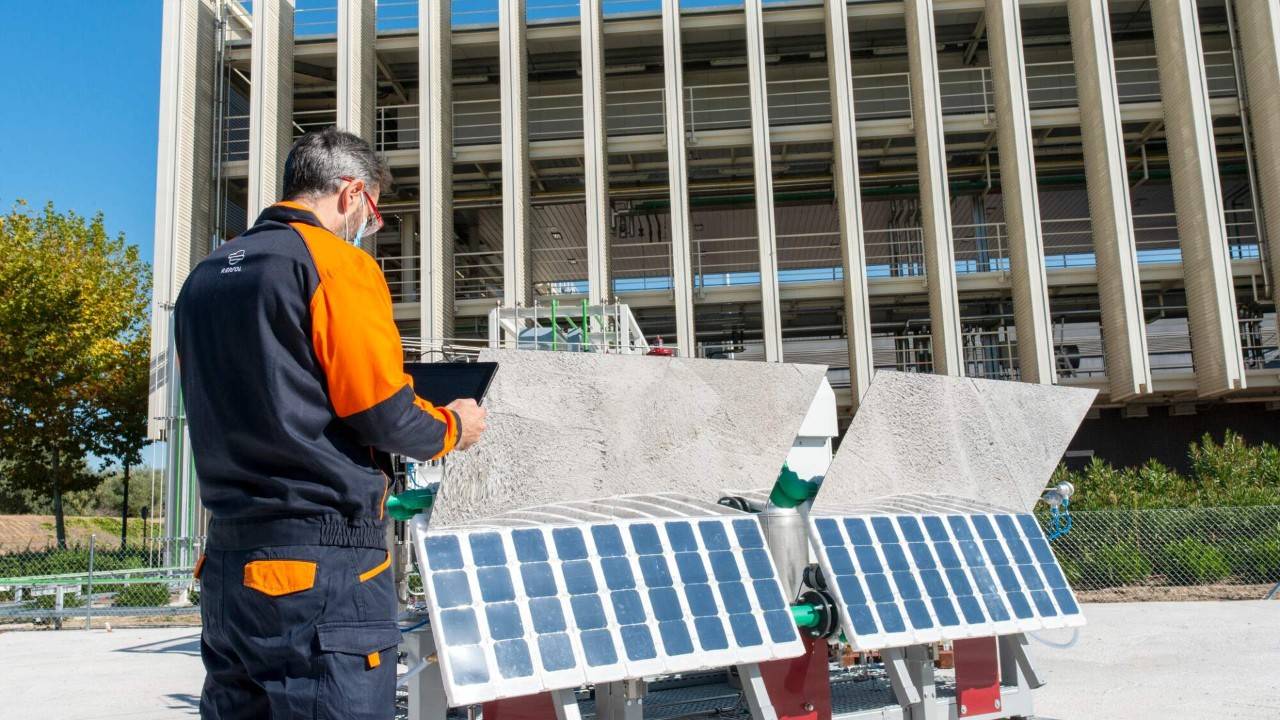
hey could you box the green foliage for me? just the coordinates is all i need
[1227,534,1280,584]
[1157,538,1232,584]
[0,201,152,544]
[0,544,155,579]
[1054,432,1280,510]
[1073,542,1152,589]
[114,583,170,607]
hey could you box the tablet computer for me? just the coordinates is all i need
[404,361,498,407]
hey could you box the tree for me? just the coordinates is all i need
[0,202,151,547]
[95,326,152,546]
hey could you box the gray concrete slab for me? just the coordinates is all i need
[434,350,827,526]
[813,371,1096,514]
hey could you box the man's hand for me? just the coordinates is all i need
[445,398,487,451]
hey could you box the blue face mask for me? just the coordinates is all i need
[345,194,369,247]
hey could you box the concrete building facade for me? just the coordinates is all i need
[150,0,1280,442]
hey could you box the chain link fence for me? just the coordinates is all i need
[1,506,1278,627]
[0,535,203,628]
[1049,505,1280,597]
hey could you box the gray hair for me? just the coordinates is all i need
[282,127,393,200]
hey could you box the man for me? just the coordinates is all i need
[175,127,486,719]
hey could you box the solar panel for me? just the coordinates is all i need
[419,516,806,706]
[810,512,1084,651]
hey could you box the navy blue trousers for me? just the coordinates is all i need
[197,544,399,719]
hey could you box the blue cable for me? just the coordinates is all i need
[400,617,430,634]
[1047,498,1072,541]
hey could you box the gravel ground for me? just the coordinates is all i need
[1,600,1276,719]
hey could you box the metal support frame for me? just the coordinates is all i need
[986,0,1055,384]
[661,0,696,357]
[247,0,294,214]
[1236,0,1280,325]
[594,680,646,720]
[737,663,780,720]
[500,0,532,309]
[581,0,612,306]
[150,0,219,440]
[551,688,585,720]
[824,0,874,406]
[1150,0,1246,396]
[904,0,964,376]
[1066,0,1152,401]
[419,0,455,351]
[403,629,448,720]
[744,0,783,362]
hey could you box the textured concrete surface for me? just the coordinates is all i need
[5,601,1277,718]
[434,349,827,526]
[813,371,1095,514]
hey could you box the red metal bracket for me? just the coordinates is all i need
[954,637,1001,717]
[757,635,833,720]
[481,692,558,720]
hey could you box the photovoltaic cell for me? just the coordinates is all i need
[420,516,805,707]
[810,512,1085,651]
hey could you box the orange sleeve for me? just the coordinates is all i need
[295,222,459,460]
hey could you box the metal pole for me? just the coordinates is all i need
[85,534,95,630]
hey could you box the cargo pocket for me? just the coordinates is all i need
[358,551,391,583]
[242,559,317,597]
[316,620,401,720]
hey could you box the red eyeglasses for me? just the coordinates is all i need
[339,176,384,238]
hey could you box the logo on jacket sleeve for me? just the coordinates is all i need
[221,248,246,274]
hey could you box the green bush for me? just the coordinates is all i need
[1228,535,1280,584]
[1076,542,1151,589]
[1157,538,1231,584]
[1054,432,1280,510]
[113,583,171,607]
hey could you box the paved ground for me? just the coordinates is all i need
[0,600,1276,719]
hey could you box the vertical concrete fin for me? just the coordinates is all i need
[1067,0,1152,401]
[420,0,455,350]
[904,0,964,376]
[1151,0,1246,397]
[745,0,783,362]
[1237,0,1280,345]
[581,0,612,306]
[812,372,1097,514]
[500,0,532,308]
[337,0,376,141]
[248,0,295,215]
[150,0,219,439]
[986,0,1055,384]
[337,0,376,257]
[824,0,874,405]
[662,0,696,357]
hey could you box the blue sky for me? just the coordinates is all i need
[0,2,162,265]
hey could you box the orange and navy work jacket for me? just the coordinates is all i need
[174,202,459,548]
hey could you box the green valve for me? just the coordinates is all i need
[768,464,820,509]
[387,488,437,521]
[790,603,821,629]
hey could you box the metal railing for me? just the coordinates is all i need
[1240,316,1279,370]
[1054,325,1107,379]
[962,328,1020,380]
[0,535,204,627]
[872,332,935,373]
[454,249,504,301]
[1147,326,1195,374]
[220,51,1241,157]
